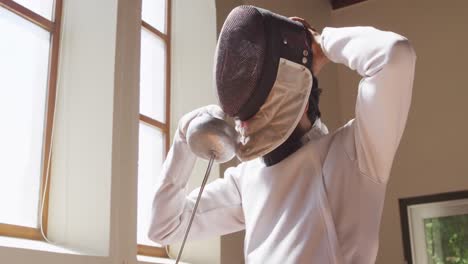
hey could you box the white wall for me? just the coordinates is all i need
[169,0,221,263]
[330,0,468,263]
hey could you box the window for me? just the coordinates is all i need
[137,0,171,258]
[400,191,468,264]
[0,0,62,240]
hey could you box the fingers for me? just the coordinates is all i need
[178,107,202,139]
[289,16,318,32]
[179,105,227,140]
[205,104,225,120]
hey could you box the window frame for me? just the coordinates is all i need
[137,0,172,258]
[0,0,63,241]
[399,190,468,264]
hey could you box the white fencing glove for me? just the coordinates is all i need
[177,104,226,143]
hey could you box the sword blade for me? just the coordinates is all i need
[175,154,215,264]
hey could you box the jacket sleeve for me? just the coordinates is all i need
[321,26,416,183]
[147,130,245,245]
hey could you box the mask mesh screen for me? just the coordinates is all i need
[215,6,266,116]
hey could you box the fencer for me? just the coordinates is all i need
[148,5,416,264]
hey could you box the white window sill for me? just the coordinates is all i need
[0,236,109,264]
[137,255,190,264]
[0,236,81,255]
[0,237,194,264]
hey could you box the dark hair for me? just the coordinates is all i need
[307,76,322,124]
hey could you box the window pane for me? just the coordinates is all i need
[142,0,166,33]
[137,123,165,247]
[140,28,166,122]
[0,7,50,228]
[13,0,54,20]
[424,214,468,264]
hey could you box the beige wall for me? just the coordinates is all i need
[216,0,468,263]
[330,0,468,263]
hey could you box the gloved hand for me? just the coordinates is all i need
[177,104,226,143]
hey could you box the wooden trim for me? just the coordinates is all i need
[331,0,368,10]
[164,0,172,153]
[140,114,167,132]
[137,0,172,258]
[0,0,54,31]
[398,190,468,264]
[0,223,43,241]
[142,20,167,42]
[40,0,63,237]
[138,244,169,258]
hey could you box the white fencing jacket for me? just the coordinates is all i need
[148,27,416,263]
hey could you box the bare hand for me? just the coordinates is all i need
[289,17,329,75]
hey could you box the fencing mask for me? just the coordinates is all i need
[215,5,323,164]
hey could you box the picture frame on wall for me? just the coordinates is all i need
[399,190,468,264]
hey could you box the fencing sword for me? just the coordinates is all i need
[174,114,238,264]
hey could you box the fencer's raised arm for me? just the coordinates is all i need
[147,106,245,245]
[321,27,416,183]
